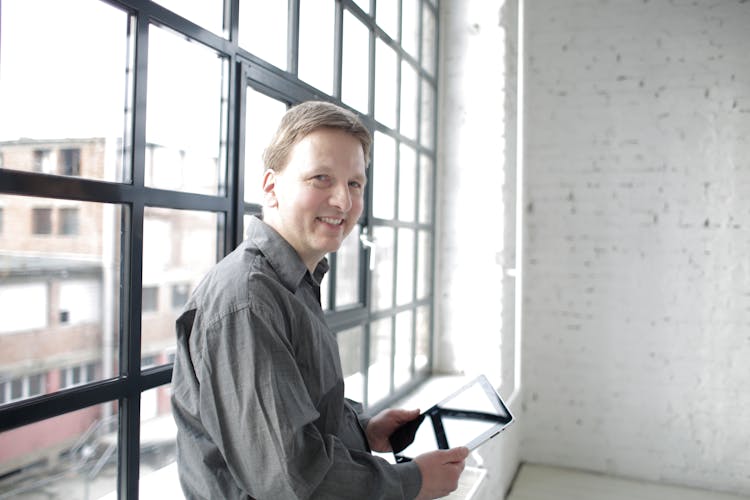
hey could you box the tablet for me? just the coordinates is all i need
[389,375,514,463]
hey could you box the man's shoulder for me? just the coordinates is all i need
[192,242,295,320]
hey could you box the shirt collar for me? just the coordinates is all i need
[245,215,329,292]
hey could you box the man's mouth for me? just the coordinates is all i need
[318,216,344,226]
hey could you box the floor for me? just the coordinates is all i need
[506,463,749,500]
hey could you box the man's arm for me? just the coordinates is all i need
[194,303,421,499]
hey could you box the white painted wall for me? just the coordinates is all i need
[521,0,750,496]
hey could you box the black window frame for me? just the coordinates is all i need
[0,1,440,498]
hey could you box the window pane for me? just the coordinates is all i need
[375,38,398,129]
[368,317,392,404]
[244,90,287,204]
[370,226,394,312]
[394,310,413,389]
[398,144,417,222]
[400,61,419,140]
[142,208,220,368]
[342,10,370,113]
[0,403,118,498]
[335,225,362,309]
[238,0,288,69]
[418,154,434,223]
[417,230,432,300]
[416,305,430,372]
[421,4,437,76]
[372,132,396,220]
[32,207,53,235]
[402,0,420,58]
[420,79,436,150]
[0,195,122,398]
[139,385,180,499]
[376,0,398,40]
[298,0,335,95]
[396,228,415,306]
[0,0,132,183]
[153,0,224,36]
[320,257,332,311]
[352,0,371,14]
[146,25,227,196]
[59,207,80,236]
[338,326,364,402]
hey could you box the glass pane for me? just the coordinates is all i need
[375,38,398,129]
[335,225,362,308]
[368,317,392,404]
[0,402,118,498]
[400,61,419,140]
[418,153,434,223]
[244,89,287,204]
[338,326,365,402]
[238,0,289,69]
[417,230,432,300]
[402,0,420,58]
[146,25,227,196]
[142,208,220,367]
[0,0,132,183]
[0,195,121,400]
[153,0,225,36]
[398,144,417,222]
[352,0,371,14]
[416,305,430,372]
[420,79,436,150]
[321,257,332,311]
[342,10,370,113]
[421,4,437,76]
[372,132,396,220]
[394,310,413,389]
[299,0,335,95]
[138,385,180,499]
[396,228,415,305]
[376,0,398,40]
[370,226,394,312]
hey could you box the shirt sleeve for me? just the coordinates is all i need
[191,299,421,500]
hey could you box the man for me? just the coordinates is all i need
[171,101,468,499]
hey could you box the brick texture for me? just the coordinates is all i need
[521,0,750,495]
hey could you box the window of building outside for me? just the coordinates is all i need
[59,148,81,176]
[58,206,79,235]
[0,1,440,498]
[31,207,52,234]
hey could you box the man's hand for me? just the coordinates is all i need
[364,408,420,453]
[414,447,469,500]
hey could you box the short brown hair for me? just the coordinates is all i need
[262,101,372,172]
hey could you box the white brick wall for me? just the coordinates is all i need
[521,0,750,496]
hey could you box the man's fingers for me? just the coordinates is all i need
[441,446,470,463]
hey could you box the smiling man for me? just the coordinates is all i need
[171,101,468,499]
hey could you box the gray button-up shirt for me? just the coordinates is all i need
[171,216,421,499]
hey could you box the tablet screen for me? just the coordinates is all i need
[390,375,514,463]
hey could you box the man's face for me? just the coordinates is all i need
[262,127,367,271]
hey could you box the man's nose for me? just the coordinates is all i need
[330,183,352,211]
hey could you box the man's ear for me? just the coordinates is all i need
[262,169,278,208]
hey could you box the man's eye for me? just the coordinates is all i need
[311,175,331,185]
[349,181,363,189]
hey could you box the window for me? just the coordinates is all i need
[171,282,191,309]
[32,207,52,234]
[33,149,53,173]
[59,148,81,176]
[58,206,79,235]
[0,0,440,497]
[0,373,47,405]
[142,286,159,312]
